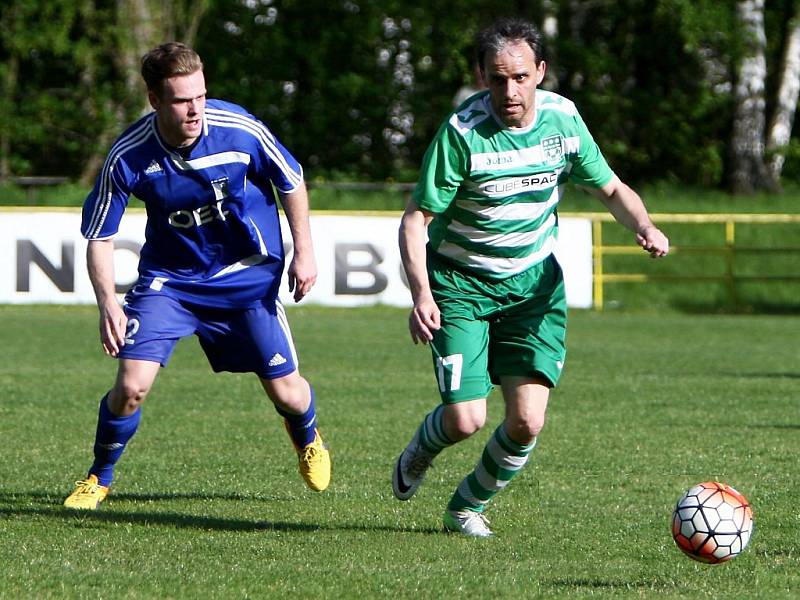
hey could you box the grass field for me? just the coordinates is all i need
[0,304,798,598]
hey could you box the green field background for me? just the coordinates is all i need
[0,305,797,598]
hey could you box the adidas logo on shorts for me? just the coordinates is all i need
[268,353,287,367]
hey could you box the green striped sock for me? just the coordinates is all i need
[416,404,454,455]
[447,424,536,513]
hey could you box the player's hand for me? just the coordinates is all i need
[636,225,669,258]
[98,302,127,357]
[409,294,441,344]
[287,251,318,302]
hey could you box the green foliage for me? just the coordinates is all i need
[0,305,798,597]
[551,0,739,186]
[1,1,798,189]
[0,0,129,177]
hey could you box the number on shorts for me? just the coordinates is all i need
[436,354,463,392]
[125,318,140,345]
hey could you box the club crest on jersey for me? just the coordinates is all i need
[211,177,230,201]
[541,135,564,165]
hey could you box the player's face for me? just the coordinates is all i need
[149,70,207,147]
[483,41,545,129]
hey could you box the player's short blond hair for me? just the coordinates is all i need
[141,42,203,96]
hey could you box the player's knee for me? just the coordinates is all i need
[506,415,545,444]
[109,382,150,415]
[261,372,310,413]
[446,411,486,441]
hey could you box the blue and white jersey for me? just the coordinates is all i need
[81,99,303,309]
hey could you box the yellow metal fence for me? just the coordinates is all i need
[565,212,800,310]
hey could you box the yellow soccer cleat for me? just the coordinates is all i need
[63,474,109,510]
[297,429,331,492]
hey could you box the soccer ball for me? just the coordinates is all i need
[671,481,753,564]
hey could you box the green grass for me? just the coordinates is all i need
[0,305,798,598]
[4,180,800,213]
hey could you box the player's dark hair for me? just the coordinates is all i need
[476,17,545,71]
[141,42,203,95]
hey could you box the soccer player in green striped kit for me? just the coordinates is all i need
[392,17,669,537]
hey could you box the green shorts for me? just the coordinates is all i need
[428,253,567,403]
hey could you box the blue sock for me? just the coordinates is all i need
[89,394,141,487]
[275,385,317,449]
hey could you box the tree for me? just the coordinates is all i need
[730,0,778,193]
[766,3,800,183]
[3,0,800,192]
[79,0,212,184]
[0,0,87,178]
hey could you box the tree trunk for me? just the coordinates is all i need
[541,0,559,91]
[78,0,211,185]
[766,10,800,183]
[730,0,778,194]
[117,0,165,116]
[0,55,19,179]
[175,0,212,46]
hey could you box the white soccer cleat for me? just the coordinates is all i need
[442,509,494,538]
[392,432,436,501]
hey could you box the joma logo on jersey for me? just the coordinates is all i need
[542,135,564,164]
[482,155,515,168]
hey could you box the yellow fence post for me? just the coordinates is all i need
[725,220,736,307]
[592,220,604,310]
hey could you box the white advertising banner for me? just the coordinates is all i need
[0,209,593,308]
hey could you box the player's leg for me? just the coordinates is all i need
[198,298,330,491]
[259,370,330,492]
[501,376,549,445]
[64,359,162,510]
[92,359,161,479]
[393,315,492,501]
[445,377,548,528]
[261,370,317,448]
[443,254,566,536]
[64,293,192,510]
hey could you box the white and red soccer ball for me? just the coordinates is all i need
[672,481,754,564]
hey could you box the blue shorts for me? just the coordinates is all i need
[118,293,298,379]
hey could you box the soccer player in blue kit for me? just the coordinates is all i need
[64,42,330,509]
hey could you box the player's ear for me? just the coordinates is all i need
[148,90,160,111]
[535,61,547,86]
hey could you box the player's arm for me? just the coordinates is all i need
[87,239,127,356]
[399,199,440,344]
[278,181,317,302]
[589,174,669,258]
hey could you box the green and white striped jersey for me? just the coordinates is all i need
[414,89,613,279]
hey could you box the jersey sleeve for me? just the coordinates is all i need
[567,111,614,188]
[80,155,134,240]
[246,117,304,193]
[412,122,469,214]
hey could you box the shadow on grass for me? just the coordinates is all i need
[0,489,296,505]
[718,370,800,380]
[0,491,441,535]
[672,300,800,315]
[548,578,672,592]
